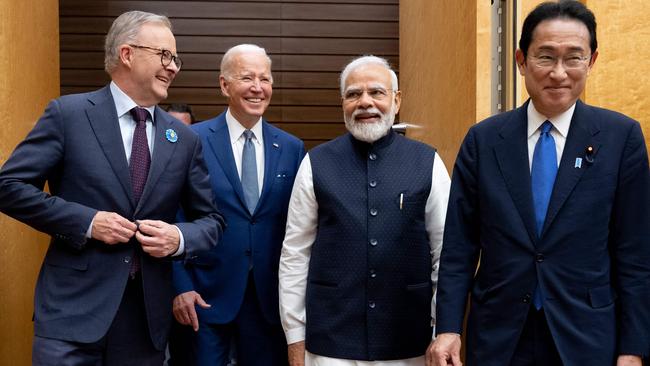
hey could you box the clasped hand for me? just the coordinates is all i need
[91,211,180,257]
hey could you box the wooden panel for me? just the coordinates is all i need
[60,0,398,146]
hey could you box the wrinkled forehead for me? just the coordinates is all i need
[344,65,392,91]
[136,23,176,51]
[232,52,271,74]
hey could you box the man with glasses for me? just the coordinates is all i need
[431,1,650,366]
[0,10,224,365]
[279,55,450,365]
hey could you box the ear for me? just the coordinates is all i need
[219,75,230,97]
[587,50,599,75]
[515,49,526,75]
[118,44,134,68]
[393,90,402,114]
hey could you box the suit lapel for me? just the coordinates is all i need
[85,86,135,208]
[256,121,281,213]
[137,107,178,210]
[206,116,248,210]
[542,100,599,235]
[494,103,538,246]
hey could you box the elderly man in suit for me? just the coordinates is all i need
[430,1,650,366]
[171,44,304,365]
[0,11,224,365]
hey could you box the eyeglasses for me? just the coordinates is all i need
[528,53,591,70]
[129,44,183,70]
[343,87,394,102]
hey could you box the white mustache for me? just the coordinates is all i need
[351,107,383,121]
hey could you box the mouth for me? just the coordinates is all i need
[354,112,381,123]
[156,75,170,85]
[245,97,264,103]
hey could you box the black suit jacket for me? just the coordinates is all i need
[436,100,650,365]
[0,85,224,349]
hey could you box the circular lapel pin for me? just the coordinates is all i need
[166,128,178,143]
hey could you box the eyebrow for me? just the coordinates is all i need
[536,45,587,53]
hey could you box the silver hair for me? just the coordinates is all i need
[220,44,273,80]
[339,55,398,95]
[104,11,172,73]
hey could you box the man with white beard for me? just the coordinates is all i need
[278,55,451,366]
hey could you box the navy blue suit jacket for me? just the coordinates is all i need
[173,112,305,324]
[0,86,224,350]
[436,100,650,365]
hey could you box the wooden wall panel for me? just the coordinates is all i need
[59,0,399,149]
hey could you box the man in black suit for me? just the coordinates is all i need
[430,1,650,366]
[0,10,224,365]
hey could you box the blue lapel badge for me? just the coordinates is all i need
[574,157,582,168]
[166,129,178,143]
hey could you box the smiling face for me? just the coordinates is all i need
[342,63,401,142]
[220,52,272,128]
[516,18,597,118]
[121,23,179,107]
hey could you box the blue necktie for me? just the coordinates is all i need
[241,130,259,214]
[531,120,557,309]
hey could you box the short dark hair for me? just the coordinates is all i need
[165,103,196,123]
[519,0,597,58]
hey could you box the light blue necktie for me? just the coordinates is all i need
[241,130,259,214]
[531,120,557,309]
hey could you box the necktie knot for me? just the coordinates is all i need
[243,129,254,141]
[130,107,149,125]
[540,120,553,135]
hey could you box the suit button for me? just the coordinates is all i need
[369,153,377,161]
[369,180,377,188]
[369,239,378,246]
[369,301,376,309]
[523,293,531,303]
[370,208,378,216]
[536,254,544,263]
[370,269,377,278]
[124,256,131,264]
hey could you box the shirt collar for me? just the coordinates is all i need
[526,100,574,139]
[225,108,264,146]
[109,81,156,122]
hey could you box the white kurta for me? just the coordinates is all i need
[279,152,451,365]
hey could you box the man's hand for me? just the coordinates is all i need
[91,211,137,244]
[617,355,642,366]
[428,333,462,366]
[172,291,211,331]
[135,219,180,257]
[287,341,306,366]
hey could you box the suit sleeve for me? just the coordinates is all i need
[611,121,650,356]
[0,99,96,249]
[435,128,483,335]
[175,136,225,259]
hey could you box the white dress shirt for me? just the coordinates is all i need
[225,108,265,194]
[86,82,184,255]
[527,101,575,171]
[279,152,451,365]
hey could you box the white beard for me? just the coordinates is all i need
[344,104,396,143]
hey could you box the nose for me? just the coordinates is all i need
[549,61,567,79]
[358,91,374,108]
[250,79,263,92]
[166,61,180,75]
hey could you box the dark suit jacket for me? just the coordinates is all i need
[436,100,650,365]
[173,112,305,324]
[0,86,224,350]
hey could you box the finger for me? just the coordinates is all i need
[188,306,199,331]
[452,354,463,366]
[194,295,212,309]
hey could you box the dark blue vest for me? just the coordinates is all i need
[306,131,435,360]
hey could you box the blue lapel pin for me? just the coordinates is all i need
[574,157,582,168]
[166,128,178,143]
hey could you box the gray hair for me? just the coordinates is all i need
[220,44,272,80]
[104,11,172,73]
[339,55,398,95]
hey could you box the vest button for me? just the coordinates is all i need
[369,301,376,309]
[370,269,377,278]
[536,254,544,263]
[370,208,378,216]
[124,256,131,264]
[523,293,532,303]
[369,153,377,161]
[369,180,377,188]
[369,239,378,246]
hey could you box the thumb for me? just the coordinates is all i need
[452,353,463,366]
[194,294,211,309]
